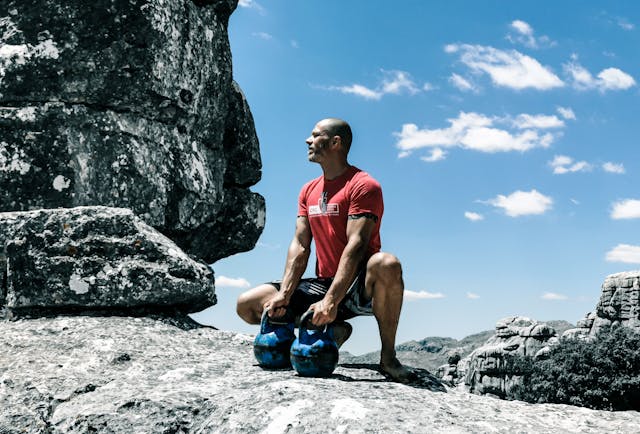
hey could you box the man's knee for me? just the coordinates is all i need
[368,252,403,279]
[236,284,277,325]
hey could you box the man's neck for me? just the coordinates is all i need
[320,160,350,180]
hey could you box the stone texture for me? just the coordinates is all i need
[460,316,558,397]
[0,0,264,263]
[0,206,215,317]
[2,316,639,433]
[563,271,640,339]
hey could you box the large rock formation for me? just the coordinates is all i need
[0,0,264,263]
[461,316,558,397]
[0,207,215,317]
[564,270,640,339]
[2,316,639,433]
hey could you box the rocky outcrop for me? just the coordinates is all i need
[2,316,639,433]
[0,0,264,263]
[564,271,640,339]
[461,316,558,397]
[0,207,215,317]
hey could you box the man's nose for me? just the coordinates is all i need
[305,137,312,145]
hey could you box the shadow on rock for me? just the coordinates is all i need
[335,363,446,392]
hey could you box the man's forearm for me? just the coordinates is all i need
[279,241,310,299]
[323,236,368,305]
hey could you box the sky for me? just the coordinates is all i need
[193,1,640,355]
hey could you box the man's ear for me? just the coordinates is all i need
[331,135,342,150]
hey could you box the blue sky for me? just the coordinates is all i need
[193,1,640,355]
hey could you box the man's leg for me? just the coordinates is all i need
[236,284,278,324]
[364,252,413,382]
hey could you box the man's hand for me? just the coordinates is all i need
[264,292,290,319]
[309,297,338,326]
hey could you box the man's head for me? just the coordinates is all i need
[305,118,352,163]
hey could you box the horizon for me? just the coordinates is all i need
[193,1,640,356]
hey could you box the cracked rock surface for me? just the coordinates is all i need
[0,0,264,262]
[0,206,215,316]
[1,316,639,433]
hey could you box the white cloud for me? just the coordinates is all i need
[556,106,576,120]
[216,275,251,289]
[446,44,564,90]
[238,0,265,13]
[513,114,564,129]
[549,155,592,174]
[464,211,484,221]
[290,40,299,49]
[252,32,273,40]
[449,73,477,92]
[466,292,480,299]
[617,18,634,31]
[484,189,553,217]
[507,20,555,49]
[606,244,640,264]
[395,111,557,157]
[611,199,640,219]
[404,290,445,300]
[420,148,446,163]
[570,198,580,205]
[602,162,625,174]
[324,70,422,101]
[564,61,636,91]
[542,292,568,300]
[423,82,435,91]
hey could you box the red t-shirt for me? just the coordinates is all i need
[298,166,383,278]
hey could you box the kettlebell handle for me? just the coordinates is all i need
[300,309,327,332]
[261,306,291,327]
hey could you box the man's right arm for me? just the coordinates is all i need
[265,216,312,318]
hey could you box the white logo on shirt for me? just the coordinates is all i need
[309,191,339,216]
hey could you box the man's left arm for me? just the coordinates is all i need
[309,216,376,325]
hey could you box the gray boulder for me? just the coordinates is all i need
[0,207,215,317]
[563,270,640,339]
[0,0,264,263]
[2,316,639,433]
[461,316,558,397]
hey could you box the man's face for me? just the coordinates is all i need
[305,122,333,163]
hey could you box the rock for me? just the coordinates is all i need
[2,316,639,433]
[0,0,264,263]
[563,271,640,338]
[461,316,558,397]
[0,207,215,317]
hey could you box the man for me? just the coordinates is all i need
[237,118,412,382]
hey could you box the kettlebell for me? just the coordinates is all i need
[290,310,339,377]
[253,308,295,369]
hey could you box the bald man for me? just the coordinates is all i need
[237,118,412,382]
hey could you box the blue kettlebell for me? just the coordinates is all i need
[254,308,295,369]
[290,310,339,377]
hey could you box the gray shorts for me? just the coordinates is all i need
[269,268,373,321]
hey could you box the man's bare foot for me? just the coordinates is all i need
[329,321,353,348]
[380,356,416,384]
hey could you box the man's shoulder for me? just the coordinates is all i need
[350,167,381,190]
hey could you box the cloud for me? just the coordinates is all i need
[606,244,640,264]
[541,292,568,300]
[507,20,555,49]
[484,189,553,217]
[617,18,635,31]
[611,199,640,219]
[420,148,446,162]
[464,211,484,221]
[252,32,273,40]
[549,155,592,174]
[449,73,477,92]
[290,40,299,49]
[556,106,576,120]
[395,111,557,157]
[216,275,251,289]
[513,114,564,129]
[238,0,265,13]
[323,70,422,101]
[445,44,563,90]
[466,292,480,299]
[404,290,445,300]
[564,61,636,91]
[602,162,625,174]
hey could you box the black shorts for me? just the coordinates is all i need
[269,268,373,321]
